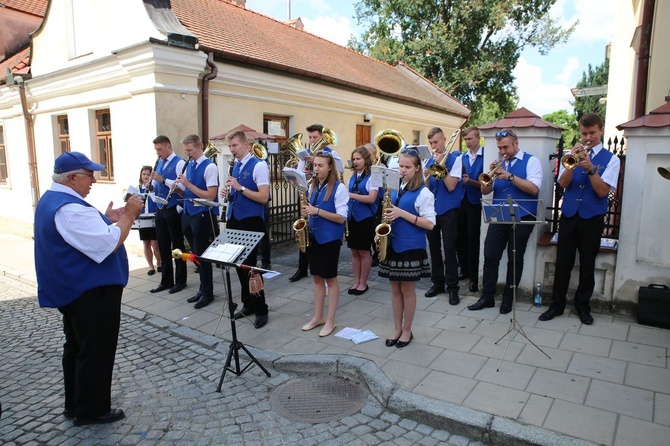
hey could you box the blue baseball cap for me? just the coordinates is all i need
[54,152,105,174]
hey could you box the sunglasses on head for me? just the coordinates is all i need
[495,130,516,140]
[400,148,419,157]
[313,150,332,157]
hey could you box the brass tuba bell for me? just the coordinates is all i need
[204,142,220,161]
[311,127,338,153]
[251,141,268,160]
[374,129,405,158]
[658,166,670,180]
[282,133,305,168]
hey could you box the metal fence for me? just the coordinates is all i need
[546,135,626,238]
[266,152,300,245]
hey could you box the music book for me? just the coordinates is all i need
[193,198,219,208]
[201,243,245,264]
[334,327,379,344]
[483,203,519,222]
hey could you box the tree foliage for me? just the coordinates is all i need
[349,0,575,118]
[571,59,609,123]
[542,109,580,146]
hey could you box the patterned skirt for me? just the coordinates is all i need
[378,247,430,282]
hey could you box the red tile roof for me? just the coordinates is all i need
[617,102,670,129]
[0,0,48,17]
[479,107,562,130]
[170,0,469,117]
[0,47,30,82]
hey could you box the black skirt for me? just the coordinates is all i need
[378,247,430,282]
[139,227,157,241]
[308,239,342,279]
[347,217,375,250]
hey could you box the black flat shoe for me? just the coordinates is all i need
[468,297,495,311]
[385,338,399,347]
[448,289,460,305]
[353,285,369,296]
[74,408,125,426]
[424,284,445,298]
[193,294,213,309]
[150,284,171,293]
[147,269,155,276]
[348,288,357,295]
[539,308,564,321]
[578,311,594,325]
[254,314,268,329]
[289,270,307,282]
[396,333,413,348]
[169,283,187,294]
[186,292,202,303]
[234,307,255,320]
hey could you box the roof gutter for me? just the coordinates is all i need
[15,76,40,211]
[201,52,218,142]
[634,0,655,118]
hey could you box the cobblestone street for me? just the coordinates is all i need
[0,276,481,446]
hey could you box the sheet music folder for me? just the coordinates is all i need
[483,203,519,223]
[481,198,544,225]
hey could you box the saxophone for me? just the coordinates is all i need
[374,187,392,262]
[293,187,310,253]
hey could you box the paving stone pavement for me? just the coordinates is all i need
[0,275,486,446]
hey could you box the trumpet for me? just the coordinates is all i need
[478,154,508,187]
[293,187,310,253]
[561,144,588,170]
[427,129,460,180]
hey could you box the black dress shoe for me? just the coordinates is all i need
[150,284,171,293]
[500,298,513,314]
[348,288,357,295]
[193,294,213,309]
[468,297,495,311]
[469,282,479,292]
[396,332,413,348]
[539,308,564,321]
[74,408,125,426]
[578,311,594,325]
[234,307,255,320]
[289,270,307,282]
[63,409,74,419]
[424,283,445,298]
[385,338,399,347]
[448,289,460,305]
[187,292,202,303]
[169,283,187,294]
[254,314,268,329]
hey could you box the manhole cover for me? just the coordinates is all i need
[270,378,365,423]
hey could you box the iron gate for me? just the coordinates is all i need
[266,152,300,245]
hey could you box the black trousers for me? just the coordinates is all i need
[427,208,459,290]
[298,250,309,274]
[182,210,218,296]
[481,216,535,302]
[155,206,186,287]
[227,215,268,315]
[58,285,123,419]
[457,198,482,284]
[551,214,604,314]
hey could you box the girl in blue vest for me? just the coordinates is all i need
[300,151,348,337]
[378,149,436,348]
[138,166,161,276]
[347,146,378,296]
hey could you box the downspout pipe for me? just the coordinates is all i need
[634,0,655,118]
[15,76,40,211]
[201,52,218,142]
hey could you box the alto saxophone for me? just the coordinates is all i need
[374,187,392,262]
[293,187,310,253]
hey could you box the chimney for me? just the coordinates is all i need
[284,18,304,31]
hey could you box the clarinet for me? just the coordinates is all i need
[147,157,160,192]
[160,158,189,210]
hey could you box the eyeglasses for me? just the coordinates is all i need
[73,172,95,179]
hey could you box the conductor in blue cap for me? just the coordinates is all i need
[34,152,143,426]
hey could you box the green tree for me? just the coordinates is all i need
[571,59,609,122]
[543,109,580,146]
[349,0,575,118]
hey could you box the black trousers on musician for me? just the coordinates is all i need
[427,208,460,290]
[58,285,123,419]
[481,215,535,303]
[227,215,268,315]
[457,198,482,285]
[182,210,218,297]
[155,206,187,287]
[551,214,604,314]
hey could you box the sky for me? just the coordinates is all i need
[245,0,613,118]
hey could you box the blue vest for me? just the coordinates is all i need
[184,159,219,216]
[348,172,377,222]
[309,181,345,244]
[561,148,613,219]
[390,186,427,253]
[427,152,464,215]
[227,157,264,221]
[462,149,484,205]
[140,185,158,213]
[492,153,538,217]
[154,156,181,209]
[34,191,129,308]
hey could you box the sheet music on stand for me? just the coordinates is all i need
[371,165,400,190]
[481,198,545,225]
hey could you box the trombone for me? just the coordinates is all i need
[427,129,460,180]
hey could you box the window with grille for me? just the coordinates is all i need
[96,110,113,181]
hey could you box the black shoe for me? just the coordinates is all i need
[261,263,271,270]
[193,294,213,309]
[254,314,268,329]
[469,282,479,293]
[500,298,513,314]
[385,338,399,347]
[157,266,162,273]
[468,298,495,311]
[539,308,564,321]
[63,409,74,419]
[424,283,445,298]
[371,257,379,267]
[448,289,460,305]
[186,292,202,303]
[458,273,468,281]
[289,270,307,282]
[353,285,369,296]
[396,332,413,348]
[169,283,187,294]
[234,307,255,320]
[150,284,171,293]
[578,311,594,325]
[74,408,125,426]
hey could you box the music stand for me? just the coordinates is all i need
[482,197,551,371]
[198,228,272,392]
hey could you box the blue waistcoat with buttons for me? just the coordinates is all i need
[155,156,181,209]
[184,159,219,216]
[492,153,538,217]
[227,157,264,221]
[462,149,484,205]
[426,152,464,215]
[561,148,613,219]
[348,172,377,222]
[390,186,427,253]
[309,181,345,244]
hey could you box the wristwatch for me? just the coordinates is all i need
[587,167,598,176]
[508,174,515,182]
[240,186,246,193]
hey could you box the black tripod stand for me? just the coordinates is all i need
[199,229,272,392]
